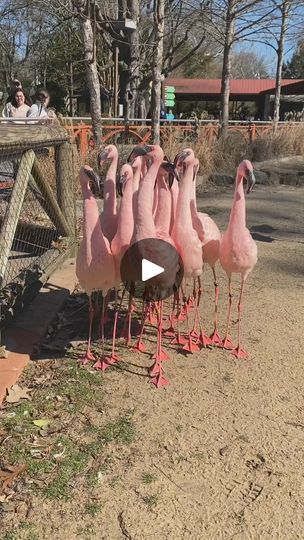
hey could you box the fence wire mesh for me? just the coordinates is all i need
[0,127,76,328]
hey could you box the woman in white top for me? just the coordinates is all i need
[2,89,31,119]
[26,89,51,119]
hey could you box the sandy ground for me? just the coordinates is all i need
[1,185,304,540]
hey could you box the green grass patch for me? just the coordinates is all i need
[84,502,102,517]
[142,472,155,484]
[143,494,159,509]
[100,414,135,444]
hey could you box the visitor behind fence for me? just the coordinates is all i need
[27,89,54,119]
[2,88,31,119]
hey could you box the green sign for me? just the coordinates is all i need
[165,99,175,107]
[165,86,175,92]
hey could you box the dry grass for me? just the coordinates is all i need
[61,122,304,194]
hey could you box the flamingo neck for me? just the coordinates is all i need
[103,156,118,218]
[117,177,134,235]
[176,162,194,223]
[135,158,161,238]
[155,173,171,236]
[229,172,246,230]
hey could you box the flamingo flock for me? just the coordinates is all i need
[76,144,257,387]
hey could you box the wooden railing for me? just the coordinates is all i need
[59,117,298,156]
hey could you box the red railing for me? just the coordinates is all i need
[62,118,294,156]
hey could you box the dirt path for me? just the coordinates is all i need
[1,186,304,540]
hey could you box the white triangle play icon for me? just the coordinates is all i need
[141,258,164,282]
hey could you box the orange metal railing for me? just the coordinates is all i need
[62,118,290,157]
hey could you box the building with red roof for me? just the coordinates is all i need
[163,78,304,120]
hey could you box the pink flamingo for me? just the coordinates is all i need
[171,149,203,353]
[190,158,222,346]
[98,145,118,243]
[219,159,257,358]
[111,164,134,283]
[109,164,135,359]
[130,145,181,387]
[76,166,116,367]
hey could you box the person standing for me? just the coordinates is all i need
[2,88,31,119]
[26,89,51,119]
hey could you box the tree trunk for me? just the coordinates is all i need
[81,16,102,143]
[273,0,289,132]
[151,0,165,144]
[125,0,140,119]
[219,0,235,138]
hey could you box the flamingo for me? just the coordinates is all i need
[98,145,118,243]
[190,157,222,346]
[76,166,116,367]
[129,145,182,387]
[171,149,203,353]
[111,164,134,283]
[219,159,257,358]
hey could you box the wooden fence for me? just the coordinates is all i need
[0,124,76,328]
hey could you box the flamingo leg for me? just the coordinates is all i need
[196,276,212,348]
[210,267,223,346]
[150,300,170,387]
[94,294,111,371]
[80,295,96,364]
[132,299,147,352]
[223,277,235,350]
[182,286,200,353]
[231,279,248,358]
[107,288,124,364]
[170,289,186,345]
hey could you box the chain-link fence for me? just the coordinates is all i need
[0,122,77,329]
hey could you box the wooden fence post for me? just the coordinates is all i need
[0,150,35,286]
[55,142,76,239]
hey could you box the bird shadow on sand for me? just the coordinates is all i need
[250,224,275,243]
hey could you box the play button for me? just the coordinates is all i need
[142,259,164,282]
[120,238,184,301]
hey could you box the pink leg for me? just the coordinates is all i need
[223,277,235,350]
[231,279,248,359]
[171,289,186,345]
[93,294,111,371]
[107,289,124,364]
[210,267,223,346]
[120,287,134,344]
[132,300,147,353]
[80,295,96,364]
[196,277,212,348]
[163,293,176,337]
[182,286,200,353]
[150,300,170,387]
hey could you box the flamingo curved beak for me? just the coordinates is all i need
[174,150,190,166]
[246,169,256,194]
[117,175,125,197]
[97,148,110,166]
[161,161,180,186]
[84,169,101,194]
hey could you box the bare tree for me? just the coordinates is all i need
[272,0,290,130]
[151,0,165,143]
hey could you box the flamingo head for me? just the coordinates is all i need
[238,160,256,194]
[129,144,164,163]
[117,164,133,196]
[97,144,118,167]
[174,148,195,177]
[160,158,180,187]
[80,166,101,195]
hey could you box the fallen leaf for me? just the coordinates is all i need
[6,385,32,403]
[0,345,8,359]
[0,464,27,492]
[33,419,50,428]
